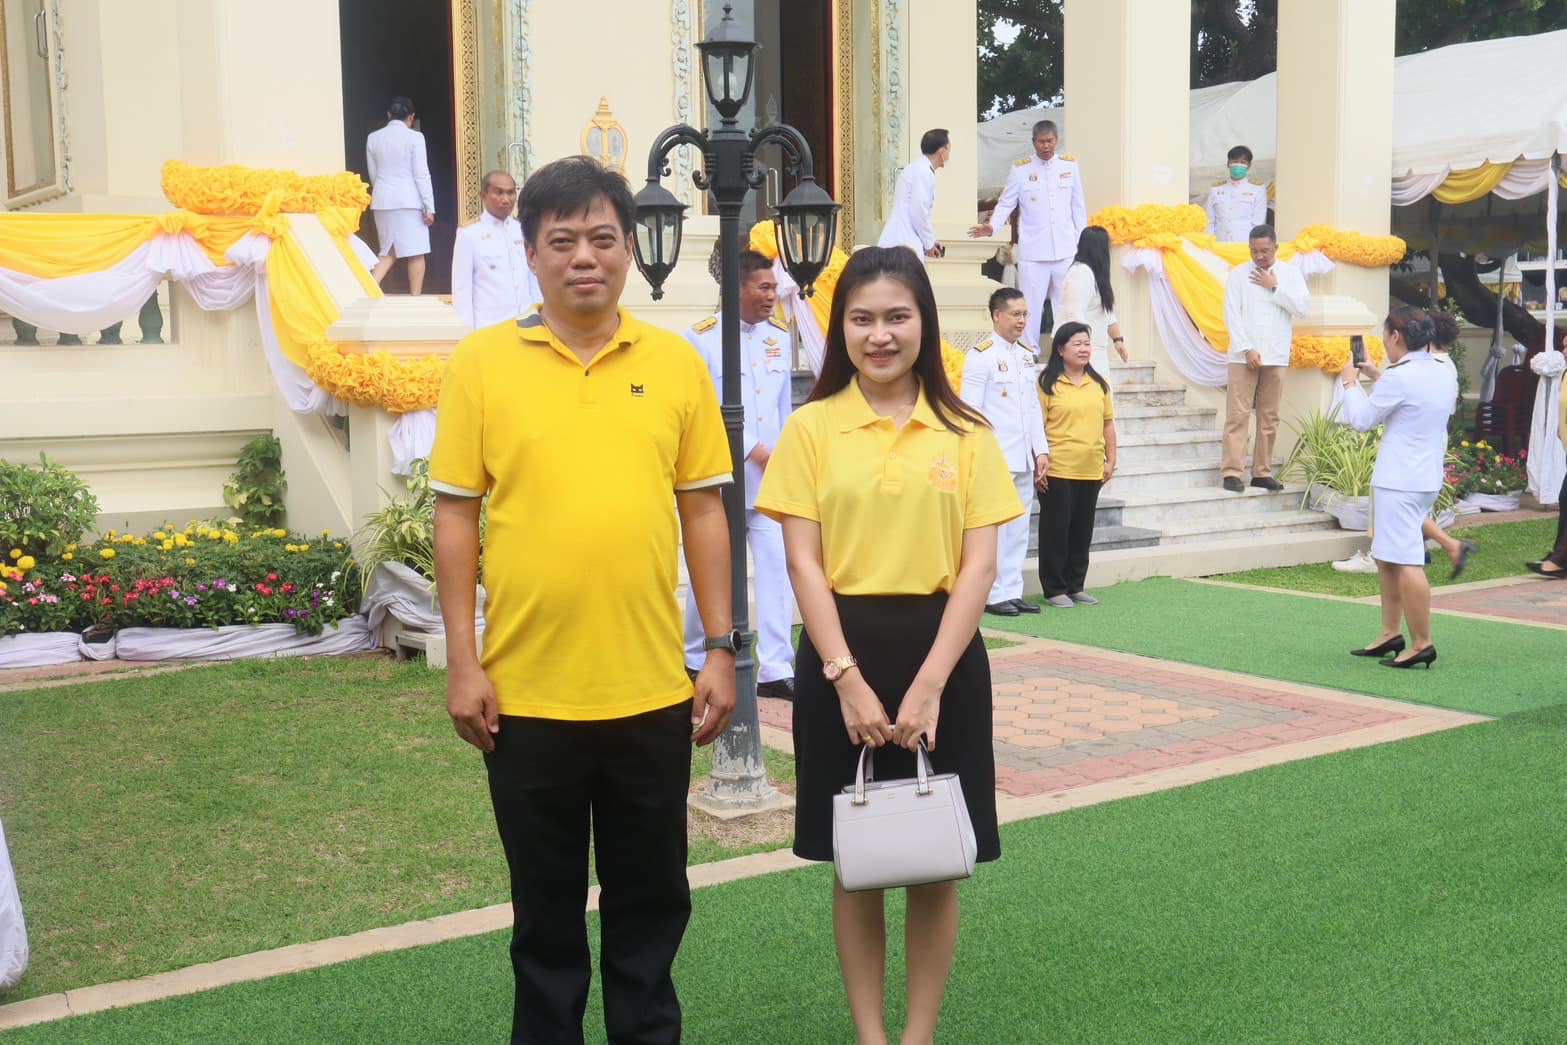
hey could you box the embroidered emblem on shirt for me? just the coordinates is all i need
[928,454,958,494]
[997,358,1009,372]
[630,383,645,397]
[1028,173,1038,182]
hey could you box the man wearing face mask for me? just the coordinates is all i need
[1206,146,1269,243]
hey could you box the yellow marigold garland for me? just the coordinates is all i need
[1090,203,1407,266]
[1290,334,1387,373]
[304,343,445,415]
[1088,204,1208,246]
[1291,224,1407,267]
[162,160,371,216]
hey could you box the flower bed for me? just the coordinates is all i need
[0,522,360,640]
[1446,440,1526,510]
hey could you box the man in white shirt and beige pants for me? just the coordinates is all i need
[1221,224,1310,493]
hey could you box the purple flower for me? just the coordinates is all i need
[184,596,198,606]
[197,584,209,593]
[214,578,226,587]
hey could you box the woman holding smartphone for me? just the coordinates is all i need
[755,246,1021,1045]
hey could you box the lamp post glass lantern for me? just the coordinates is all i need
[633,3,838,813]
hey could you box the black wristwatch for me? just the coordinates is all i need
[703,630,746,654]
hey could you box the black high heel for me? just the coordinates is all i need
[1351,635,1405,658]
[1450,541,1476,580]
[1381,645,1436,669]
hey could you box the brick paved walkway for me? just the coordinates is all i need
[1430,577,1567,629]
[759,634,1483,804]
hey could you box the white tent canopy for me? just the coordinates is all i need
[978,29,1567,201]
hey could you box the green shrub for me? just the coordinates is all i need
[223,434,287,527]
[0,453,100,558]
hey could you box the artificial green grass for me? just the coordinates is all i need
[1216,517,1557,597]
[0,659,793,1003]
[985,577,1563,717]
[10,703,1564,1043]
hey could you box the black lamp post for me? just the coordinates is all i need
[633,4,839,811]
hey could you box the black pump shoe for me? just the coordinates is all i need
[1351,635,1405,658]
[1381,645,1436,669]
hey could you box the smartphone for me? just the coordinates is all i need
[1349,335,1365,367]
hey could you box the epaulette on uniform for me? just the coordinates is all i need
[1014,157,1031,167]
[692,315,718,333]
[973,338,993,352]
[1060,153,1076,161]
[768,316,789,331]
[1249,178,1265,187]
[1212,179,1228,187]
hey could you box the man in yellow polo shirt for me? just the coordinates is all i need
[430,156,736,1045]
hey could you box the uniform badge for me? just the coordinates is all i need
[1029,173,1038,182]
[927,454,958,494]
[997,359,1008,372]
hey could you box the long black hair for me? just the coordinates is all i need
[808,246,987,432]
[1038,321,1109,396]
[1073,226,1114,312]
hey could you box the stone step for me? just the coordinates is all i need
[1116,430,1224,467]
[1111,404,1218,435]
[1090,524,1163,551]
[1157,508,1338,545]
[1111,382,1188,407]
[1112,485,1311,528]
[1108,361,1157,384]
[1107,458,1287,496]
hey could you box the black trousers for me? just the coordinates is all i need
[1550,472,1567,567]
[484,701,694,1045]
[1037,476,1102,597]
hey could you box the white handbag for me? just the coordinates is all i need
[832,740,977,892]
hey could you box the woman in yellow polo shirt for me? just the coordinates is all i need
[1036,321,1118,608]
[755,246,1021,1044]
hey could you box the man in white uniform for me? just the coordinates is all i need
[681,250,797,699]
[367,97,436,295]
[969,119,1087,347]
[451,170,541,329]
[960,287,1049,617]
[1221,224,1311,492]
[877,128,950,259]
[1205,145,1269,243]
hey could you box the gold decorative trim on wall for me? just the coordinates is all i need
[834,0,854,249]
[452,0,481,223]
[580,97,629,173]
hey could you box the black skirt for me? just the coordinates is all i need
[792,592,1001,865]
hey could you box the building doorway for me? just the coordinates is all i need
[339,0,458,295]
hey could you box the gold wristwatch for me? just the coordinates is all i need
[822,655,858,682]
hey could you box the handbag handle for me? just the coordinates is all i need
[851,739,933,806]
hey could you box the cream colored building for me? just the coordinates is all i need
[0,0,1397,577]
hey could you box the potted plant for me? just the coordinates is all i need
[1282,409,1379,530]
[1449,440,1527,511]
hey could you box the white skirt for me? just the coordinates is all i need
[1369,486,1438,566]
[372,208,431,258]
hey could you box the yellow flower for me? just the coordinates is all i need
[284,544,298,553]
[300,544,310,552]
[61,552,74,561]
[99,548,116,560]
[133,538,147,547]
[15,555,33,571]
[160,541,175,552]
[321,529,331,538]
[1461,441,1470,448]
[272,528,288,539]
[334,542,343,549]
[223,532,240,545]
[7,549,18,560]
[67,543,77,552]
[184,557,197,566]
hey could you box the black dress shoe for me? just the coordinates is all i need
[1249,476,1284,492]
[985,601,1021,616]
[1222,477,1245,493]
[1526,561,1567,579]
[1450,541,1476,580]
[1351,635,1405,658]
[1012,599,1041,614]
[1381,645,1436,669]
[756,678,795,701]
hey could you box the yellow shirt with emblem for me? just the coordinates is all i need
[754,380,1022,595]
[1039,370,1115,480]
[429,308,733,720]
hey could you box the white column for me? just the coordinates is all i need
[1063,0,1206,400]
[1273,0,1394,441]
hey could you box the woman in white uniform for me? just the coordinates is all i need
[1055,226,1127,374]
[366,96,436,295]
[1337,307,1457,668]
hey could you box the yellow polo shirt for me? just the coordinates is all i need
[429,308,733,720]
[754,380,1021,595]
[1040,372,1114,480]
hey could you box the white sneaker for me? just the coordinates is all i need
[1331,550,1377,574]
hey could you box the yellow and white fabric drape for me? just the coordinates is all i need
[1392,158,1567,207]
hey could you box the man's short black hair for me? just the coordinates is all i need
[1031,119,1059,140]
[1227,145,1254,164]
[1249,224,1276,243]
[920,129,950,156]
[738,249,773,280]
[388,97,415,120]
[517,156,636,246]
[988,287,1025,316]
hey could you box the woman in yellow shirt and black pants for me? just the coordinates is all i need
[756,246,1021,1045]
[1036,321,1118,607]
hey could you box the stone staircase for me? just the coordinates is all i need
[1025,359,1337,559]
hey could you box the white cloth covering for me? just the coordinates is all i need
[878,155,938,253]
[771,259,826,376]
[362,562,486,639]
[1122,247,1230,388]
[0,632,82,669]
[389,410,438,476]
[0,814,27,992]
[112,618,377,661]
[1527,350,1565,505]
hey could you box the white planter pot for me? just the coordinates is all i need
[1307,483,1371,531]
[1457,491,1522,512]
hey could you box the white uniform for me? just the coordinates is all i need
[877,155,937,255]
[1057,262,1119,376]
[1205,178,1269,243]
[681,312,796,684]
[451,213,540,329]
[366,119,435,258]
[959,334,1049,604]
[989,154,1088,345]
